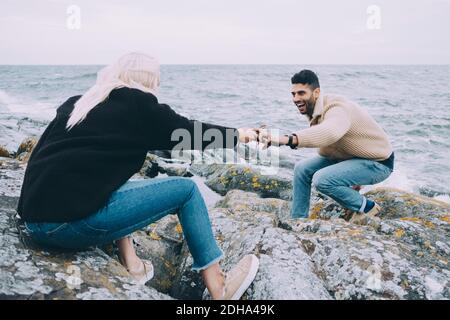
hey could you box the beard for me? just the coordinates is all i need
[295,95,316,118]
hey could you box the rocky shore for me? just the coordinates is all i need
[0,137,449,300]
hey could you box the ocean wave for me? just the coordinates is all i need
[0,90,16,106]
[333,71,388,80]
[429,138,450,147]
[204,91,241,99]
[405,128,426,136]
[0,89,55,119]
[50,72,97,81]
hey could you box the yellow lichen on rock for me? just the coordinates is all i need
[400,217,421,222]
[348,229,362,236]
[423,220,436,229]
[149,231,161,240]
[309,203,324,220]
[400,217,435,228]
[394,229,405,238]
[174,223,183,234]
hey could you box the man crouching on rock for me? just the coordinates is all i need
[259,70,394,222]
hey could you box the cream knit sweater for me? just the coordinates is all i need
[294,93,393,161]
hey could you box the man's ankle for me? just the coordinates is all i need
[363,199,375,213]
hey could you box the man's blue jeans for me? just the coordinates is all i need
[25,177,223,271]
[291,156,393,218]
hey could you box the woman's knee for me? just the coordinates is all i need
[176,177,200,199]
[177,176,197,189]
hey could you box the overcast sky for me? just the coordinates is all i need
[1,0,449,64]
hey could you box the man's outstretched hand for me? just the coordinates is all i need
[256,127,299,149]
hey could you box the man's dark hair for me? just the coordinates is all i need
[291,70,320,90]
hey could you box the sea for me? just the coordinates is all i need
[0,65,449,202]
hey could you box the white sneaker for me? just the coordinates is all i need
[131,259,154,285]
[221,254,259,300]
[203,254,260,300]
[119,255,154,285]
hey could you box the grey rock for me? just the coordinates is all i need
[193,164,292,199]
[175,192,332,300]
[132,215,184,294]
[0,146,11,158]
[175,189,449,300]
[15,136,38,162]
[0,195,172,300]
[140,153,193,178]
[0,158,25,197]
[3,135,449,300]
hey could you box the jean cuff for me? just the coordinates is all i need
[191,250,224,272]
[292,213,309,219]
[359,196,367,213]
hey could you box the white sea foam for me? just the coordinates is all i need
[0,89,16,108]
[433,194,450,204]
[7,101,55,119]
[0,89,55,119]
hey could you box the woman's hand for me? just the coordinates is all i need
[237,128,259,143]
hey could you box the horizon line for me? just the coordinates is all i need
[1,63,450,66]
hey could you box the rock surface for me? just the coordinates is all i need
[174,189,450,300]
[0,146,11,158]
[15,136,38,162]
[1,136,449,300]
[0,195,172,300]
[191,163,293,200]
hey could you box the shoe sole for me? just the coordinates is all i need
[230,254,260,300]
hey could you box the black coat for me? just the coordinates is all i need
[17,87,238,222]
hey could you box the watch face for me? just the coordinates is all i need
[288,135,293,146]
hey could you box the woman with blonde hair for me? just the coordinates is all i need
[17,52,259,300]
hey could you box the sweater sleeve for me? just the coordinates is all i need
[27,118,57,163]
[141,102,239,151]
[294,106,351,148]
[16,117,57,214]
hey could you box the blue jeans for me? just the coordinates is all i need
[25,177,223,271]
[291,156,393,218]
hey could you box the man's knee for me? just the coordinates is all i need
[312,172,332,193]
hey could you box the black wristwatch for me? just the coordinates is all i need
[286,134,298,149]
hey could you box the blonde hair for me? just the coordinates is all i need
[66,52,160,130]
